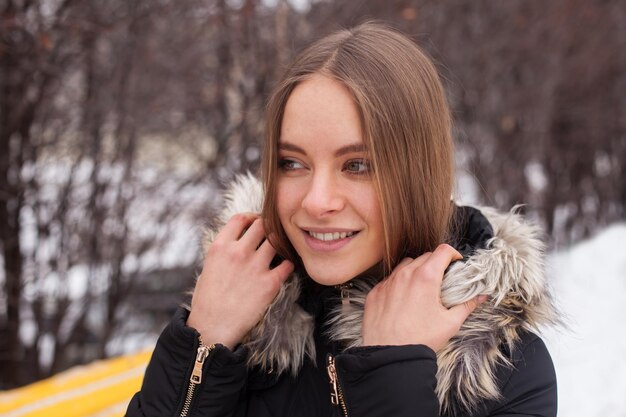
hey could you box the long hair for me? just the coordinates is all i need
[262,22,454,272]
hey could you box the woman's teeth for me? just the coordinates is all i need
[308,231,356,241]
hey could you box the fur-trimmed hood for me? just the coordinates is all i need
[202,173,559,415]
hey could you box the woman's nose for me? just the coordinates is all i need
[301,172,345,217]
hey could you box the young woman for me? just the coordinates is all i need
[126,23,558,417]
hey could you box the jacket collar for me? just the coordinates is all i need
[201,173,559,414]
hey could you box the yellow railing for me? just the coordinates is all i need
[0,350,151,417]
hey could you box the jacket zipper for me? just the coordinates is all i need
[180,339,215,417]
[326,354,348,417]
[335,283,352,308]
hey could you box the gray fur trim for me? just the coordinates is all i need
[435,206,560,414]
[243,272,316,376]
[201,175,559,414]
[201,172,264,253]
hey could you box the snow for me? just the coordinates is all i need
[524,161,548,192]
[543,223,626,417]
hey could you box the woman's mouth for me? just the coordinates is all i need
[302,229,360,252]
[307,230,357,241]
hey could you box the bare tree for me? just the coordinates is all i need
[0,0,315,389]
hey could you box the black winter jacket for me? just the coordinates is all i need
[126,176,558,417]
[125,308,556,417]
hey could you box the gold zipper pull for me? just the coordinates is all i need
[341,285,350,307]
[336,283,352,307]
[327,354,340,405]
[190,344,212,384]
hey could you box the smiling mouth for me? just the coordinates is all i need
[307,230,359,241]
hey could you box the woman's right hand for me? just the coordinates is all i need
[186,213,294,350]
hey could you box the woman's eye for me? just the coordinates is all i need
[344,159,371,175]
[278,158,304,171]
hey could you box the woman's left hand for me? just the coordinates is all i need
[362,244,487,352]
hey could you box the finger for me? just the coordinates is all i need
[390,257,414,275]
[448,295,488,326]
[271,259,295,283]
[238,217,267,251]
[256,237,278,265]
[376,257,415,308]
[215,213,259,242]
[387,256,417,284]
[409,251,432,269]
[419,244,462,284]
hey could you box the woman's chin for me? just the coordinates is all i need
[302,259,384,286]
[305,270,352,287]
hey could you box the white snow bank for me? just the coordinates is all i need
[543,223,626,417]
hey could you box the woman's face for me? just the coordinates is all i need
[276,74,385,286]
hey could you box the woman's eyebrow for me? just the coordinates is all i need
[278,142,306,154]
[334,143,367,157]
[278,141,367,157]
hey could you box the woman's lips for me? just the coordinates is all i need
[302,229,360,252]
[308,230,356,240]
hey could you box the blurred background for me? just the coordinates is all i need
[1,0,624,415]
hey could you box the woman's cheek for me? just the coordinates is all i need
[276,182,300,224]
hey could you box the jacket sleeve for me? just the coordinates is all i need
[487,335,558,417]
[125,307,249,417]
[334,344,439,417]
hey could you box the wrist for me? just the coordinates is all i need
[186,311,241,350]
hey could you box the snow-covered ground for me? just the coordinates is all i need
[543,223,626,417]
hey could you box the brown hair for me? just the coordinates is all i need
[262,22,454,272]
